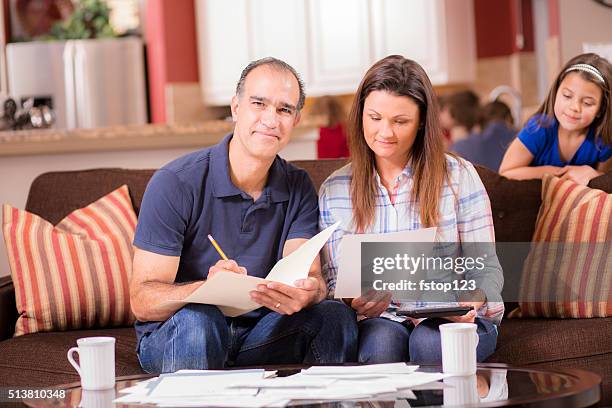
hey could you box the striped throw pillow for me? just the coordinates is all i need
[2,185,137,336]
[515,175,611,318]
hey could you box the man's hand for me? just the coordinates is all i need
[250,277,321,315]
[350,289,392,318]
[208,259,247,279]
[559,165,601,186]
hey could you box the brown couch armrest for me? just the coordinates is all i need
[0,276,17,340]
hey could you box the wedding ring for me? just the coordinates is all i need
[275,302,281,308]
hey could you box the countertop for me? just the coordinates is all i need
[0,116,325,157]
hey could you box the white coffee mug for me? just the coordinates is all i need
[439,322,479,376]
[67,337,116,390]
[443,374,479,406]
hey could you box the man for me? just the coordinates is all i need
[130,57,358,373]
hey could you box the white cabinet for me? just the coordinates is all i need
[195,0,249,105]
[248,0,308,79]
[196,0,475,105]
[306,0,371,95]
[195,0,308,105]
[370,0,441,78]
[370,0,475,85]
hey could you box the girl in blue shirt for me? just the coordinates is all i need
[500,53,612,185]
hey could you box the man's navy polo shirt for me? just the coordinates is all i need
[133,133,319,283]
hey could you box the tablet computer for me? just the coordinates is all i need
[396,305,473,319]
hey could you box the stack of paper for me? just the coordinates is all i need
[113,364,450,407]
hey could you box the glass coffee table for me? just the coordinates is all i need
[21,363,601,407]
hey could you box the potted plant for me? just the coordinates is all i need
[38,0,116,40]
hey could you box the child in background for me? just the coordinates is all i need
[451,100,517,171]
[500,53,612,185]
[439,90,481,146]
[312,95,350,159]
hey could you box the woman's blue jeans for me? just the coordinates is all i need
[137,300,358,373]
[358,317,498,364]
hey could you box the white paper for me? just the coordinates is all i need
[149,372,264,398]
[266,221,340,284]
[327,373,447,395]
[229,375,336,389]
[381,372,449,389]
[166,222,340,316]
[114,365,447,407]
[260,386,390,400]
[156,396,291,408]
[152,395,286,408]
[301,363,419,376]
[335,228,437,298]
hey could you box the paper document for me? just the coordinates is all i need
[149,372,264,398]
[167,222,340,316]
[229,375,335,389]
[301,363,419,376]
[114,364,449,407]
[335,228,437,298]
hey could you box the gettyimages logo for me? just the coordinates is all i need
[371,253,486,275]
[360,241,500,301]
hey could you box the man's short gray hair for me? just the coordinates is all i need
[235,57,306,111]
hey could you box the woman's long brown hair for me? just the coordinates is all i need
[348,55,449,231]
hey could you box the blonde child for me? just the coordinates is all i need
[500,53,611,185]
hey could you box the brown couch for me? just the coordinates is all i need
[1,160,610,403]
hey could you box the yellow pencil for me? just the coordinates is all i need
[207,234,229,261]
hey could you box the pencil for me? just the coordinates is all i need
[207,234,229,261]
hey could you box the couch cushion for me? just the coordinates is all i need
[0,327,142,387]
[3,186,137,336]
[514,175,611,318]
[488,317,612,365]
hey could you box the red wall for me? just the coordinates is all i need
[145,0,199,123]
[2,0,10,41]
[474,0,534,58]
[547,0,560,37]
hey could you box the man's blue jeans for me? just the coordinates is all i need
[358,317,498,364]
[137,300,358,373]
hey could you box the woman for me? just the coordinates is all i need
[319,55,503,363]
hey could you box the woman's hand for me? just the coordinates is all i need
[559,165,602,186]
[350,289,392,318]
[444,301,483,323]
[446,289,486,323]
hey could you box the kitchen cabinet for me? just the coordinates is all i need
[306,0,371,95]
[195,0,475,105]
[370,0,476,84]
[195,0,249,105]
[195,0,308,105]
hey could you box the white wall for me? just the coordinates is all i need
[558,0,612,63]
